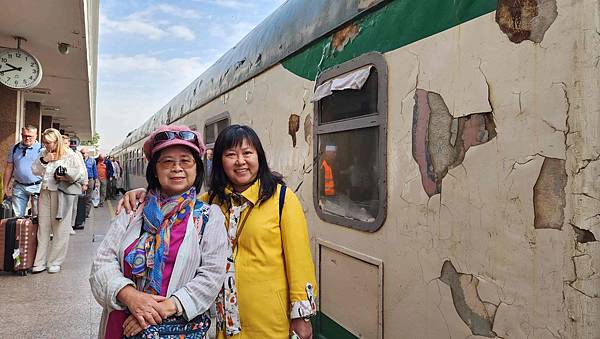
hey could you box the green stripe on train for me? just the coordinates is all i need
[312,311,359,339]
[282,0,497,80]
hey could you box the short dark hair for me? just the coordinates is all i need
[146,146,204,193]
[209,125,284,203]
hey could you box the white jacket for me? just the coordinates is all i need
[89,204,227,338]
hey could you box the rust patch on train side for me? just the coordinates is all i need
[412,89,496,197]
[533,157,566,229]
[440,261,496,337]
[332,23,360,52]
[288,114,300,147]
[496,0,558,43]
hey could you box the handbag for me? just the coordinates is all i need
[125,313,210,339]
[91,186,100,207]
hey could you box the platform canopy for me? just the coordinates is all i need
[0,0,98,139]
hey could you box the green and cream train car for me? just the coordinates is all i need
[111,0,600,337]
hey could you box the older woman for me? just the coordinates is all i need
[90,125,227,338]
[119,125,317,339]
[32,128,85,274]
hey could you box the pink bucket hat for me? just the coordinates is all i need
[143,125,205,160]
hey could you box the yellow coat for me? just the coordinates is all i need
[201,181,317,339]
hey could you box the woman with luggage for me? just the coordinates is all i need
[32,128,85,274]
[90,125,227,338]
[118,125,318,339]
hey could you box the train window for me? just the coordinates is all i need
[313,53,387,232]
[204,112,230,146]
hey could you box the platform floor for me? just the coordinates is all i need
[0,200,116,339]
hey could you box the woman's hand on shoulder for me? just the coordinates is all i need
[115,188,147,214]
[291,318,313,339]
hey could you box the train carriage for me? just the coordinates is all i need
[111,0,600,338]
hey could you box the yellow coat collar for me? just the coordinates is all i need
[224,179,262,205]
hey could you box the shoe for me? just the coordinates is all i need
[32,266,46,273]
[48,265,61,273]
[70,229,76,235]
[73,224,84,230]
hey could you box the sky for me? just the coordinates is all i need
[96,0,287,152]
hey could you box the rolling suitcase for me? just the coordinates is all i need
[0,217,38,275]
[74,195,86,228]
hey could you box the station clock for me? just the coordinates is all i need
[0,48,43,89]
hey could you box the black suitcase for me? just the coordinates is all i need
[74,195,86,228]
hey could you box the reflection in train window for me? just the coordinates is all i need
[313,53,387,232]
[204,112,230,146]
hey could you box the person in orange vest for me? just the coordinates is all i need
[320,145,337,197]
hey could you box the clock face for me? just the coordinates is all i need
[0,48,43,89]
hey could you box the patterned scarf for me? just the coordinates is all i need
[215,193,250,336]
[125,187,196,295]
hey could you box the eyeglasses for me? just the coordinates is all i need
[154,131,197,144]
[157,158,196,170]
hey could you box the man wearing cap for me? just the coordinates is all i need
[2,125,42,217]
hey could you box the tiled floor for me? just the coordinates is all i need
[0,200,115,339]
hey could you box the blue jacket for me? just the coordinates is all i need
[84,157,98,179]
[106,159,114,178]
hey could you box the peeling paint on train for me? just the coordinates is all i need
[411,89,496,197]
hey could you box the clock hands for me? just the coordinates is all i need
[0,63,23,75]
[0,68,22,75]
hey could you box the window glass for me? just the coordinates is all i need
[205,116,230,145]
[319,69,378,124]
[216,119,229,134]
[317,128,379,223]
[205,124,216,145]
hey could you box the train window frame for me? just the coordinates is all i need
[203,111,230,148]
[312,52,388,232]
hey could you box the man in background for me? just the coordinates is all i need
[2,125,42,217]
[81,147,97,217]
[96,154,107,207]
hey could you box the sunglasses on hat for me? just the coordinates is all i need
[153,131,197,144]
